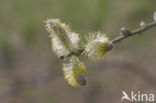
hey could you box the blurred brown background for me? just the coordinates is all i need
[0,0,156,103]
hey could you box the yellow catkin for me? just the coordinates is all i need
[84,32,110,60]
[62,56,87,87]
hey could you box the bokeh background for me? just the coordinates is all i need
[0,0,156,103]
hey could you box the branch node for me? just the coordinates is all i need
[120,27,132,37]
[105,41,114,52]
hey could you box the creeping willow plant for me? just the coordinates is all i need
[45,12,156,87]
[45,18,112,87]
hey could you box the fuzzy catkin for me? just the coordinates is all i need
[45,19,80,58]
[84,32,110,60]
[62,56,87,87]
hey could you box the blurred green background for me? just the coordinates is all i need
[0,0,156,103]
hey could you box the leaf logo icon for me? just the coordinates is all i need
[121,91,131,101]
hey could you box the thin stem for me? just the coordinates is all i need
[111,22,156,44]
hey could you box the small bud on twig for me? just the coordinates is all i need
[140,21,146,27]
[153,12,156,22]
[120,27,132,37]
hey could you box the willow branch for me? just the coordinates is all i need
[111,21,156,44]
[65,21,156,59]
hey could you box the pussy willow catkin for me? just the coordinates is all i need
[45,18,112,87]
[84,32,111,60]
[62,56,87,87]
[45,19,80,58]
